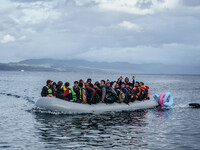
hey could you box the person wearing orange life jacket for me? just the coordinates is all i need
[93,81,102,98]
[41,79,54,97]
[133,81,141,100]
[139,82,146,100]
[139,82,150,100]
[123,77,131,85]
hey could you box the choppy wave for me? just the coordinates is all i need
[1,72,200,150]
[0,92,35,104]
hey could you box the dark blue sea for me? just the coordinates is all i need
[0,71,200,150]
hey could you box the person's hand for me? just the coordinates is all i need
[81,101,87,104]
[120,76,123,81]
[132,76,135,80]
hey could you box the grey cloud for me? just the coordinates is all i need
[136,0,153,9]
[182,0,200,6]
[0,0,200,67]
[10,0,54,2]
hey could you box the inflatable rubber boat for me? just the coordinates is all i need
[35,97,159,114]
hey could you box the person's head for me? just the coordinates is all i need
[139,82,144,86]
[106,82,111,87]
[84,82,88,87]
[93,84,97,88]
[106,79,110,84]
[125,77,129,82]
[101,80,105,86]
[117,78,120,82]
[120,76,123,80]
[57,81,63,88]
[52,82,57,89]
[94,81,100,88]
[122,83,125,88]
[79,82,83,88]
[64,82,70,88]
[79,79,84,84]
[46,79,53,87]
[111,81,116,88]
[74,81,79,87]
[135,82,139,87]
[129,83,133,89]
[87,78,92,83]
[115,83,120,89]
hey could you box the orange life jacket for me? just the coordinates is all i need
[138,85,146,99]
[133,86,141,99]
[140,85,146,90]
[123,81,130,85]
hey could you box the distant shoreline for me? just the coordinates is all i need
[1,58,200,75]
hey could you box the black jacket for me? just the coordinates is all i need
[56,87,64,99]
[41,86,48,97]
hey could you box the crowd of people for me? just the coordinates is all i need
[41,76,150,104]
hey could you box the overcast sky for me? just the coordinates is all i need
[0,0,200,66]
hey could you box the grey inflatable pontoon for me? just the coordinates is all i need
[35,97,159,114]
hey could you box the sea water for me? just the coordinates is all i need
[0,71,200,150]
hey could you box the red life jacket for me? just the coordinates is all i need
[53,88,57,96]
[62,88,70,97]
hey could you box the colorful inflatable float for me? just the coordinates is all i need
[153,92,173,108]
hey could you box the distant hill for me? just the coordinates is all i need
[0,58,199,74]
[0,62,57,72]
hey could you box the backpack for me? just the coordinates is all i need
[105,87,117,103]
[119,90,125,103]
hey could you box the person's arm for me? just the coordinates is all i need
[62,89,70,97]
[134,88,139,95]
[132,76,135,87]
[132,80,135,87]
[144,89,148,99]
